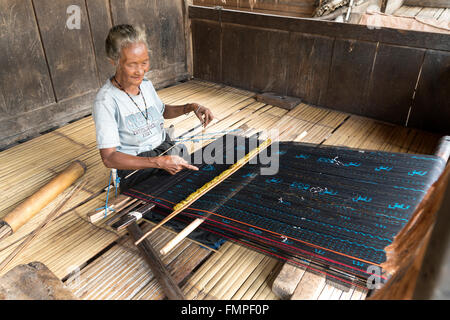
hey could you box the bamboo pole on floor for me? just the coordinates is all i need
[0,179,87,273]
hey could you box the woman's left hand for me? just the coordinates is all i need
[191,103,214,128]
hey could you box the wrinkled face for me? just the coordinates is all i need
[117,42,150,87]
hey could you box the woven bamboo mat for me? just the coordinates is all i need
[0,79,440,300]
[394,6,449,22]
[64,221,211,300]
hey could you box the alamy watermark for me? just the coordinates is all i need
[366,265,384,290]
[66,5,81,30]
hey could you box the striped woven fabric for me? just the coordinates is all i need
[124,135,446,288]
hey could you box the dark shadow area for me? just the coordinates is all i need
[414,181,450,299]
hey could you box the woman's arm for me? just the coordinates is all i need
[163,103,214,127]
[99,147,198,175]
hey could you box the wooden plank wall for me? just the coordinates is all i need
[189,5,450,134]
[192,0,315,17]
[0,0,190,150]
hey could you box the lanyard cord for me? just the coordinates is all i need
[113,76,149,122]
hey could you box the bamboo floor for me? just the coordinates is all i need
[394,6,450,23]
[0,79,440,300]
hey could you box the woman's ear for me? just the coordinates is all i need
[108,58,117,67]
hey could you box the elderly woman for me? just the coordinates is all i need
[93,24,214,191]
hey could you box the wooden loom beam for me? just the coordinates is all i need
[126,222,185,300]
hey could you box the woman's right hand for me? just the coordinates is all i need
[155,155,199,175]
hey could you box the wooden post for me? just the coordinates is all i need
[380,0,388,13]
[126,222,185,300]
[434,136,450,162]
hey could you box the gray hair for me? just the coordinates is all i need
[105,24,148,61]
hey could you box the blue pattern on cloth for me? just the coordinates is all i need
[124,135,446,285]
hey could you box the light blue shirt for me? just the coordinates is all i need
[93,78,166,156]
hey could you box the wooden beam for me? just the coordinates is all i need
[189,5,450,52]
[272,262,309,299]
[255,92,302,110]
[0,262,78,300]
[381,0,388,13]
[126,222,185,300]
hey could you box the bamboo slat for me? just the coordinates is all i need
[317,283,336,300]
[238,258,280,300]
[416,7,441,19]
[329,287,344,300]
[203,247,265,300]
[394,6,408,15]
[351,287,367,300]
[216,250,266,300]
[340,287,355,300]
[252,262,283,300]
[404,6,424,17]
[230,256,275,300]
[65,221,210,300]
[438,8,450,23]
